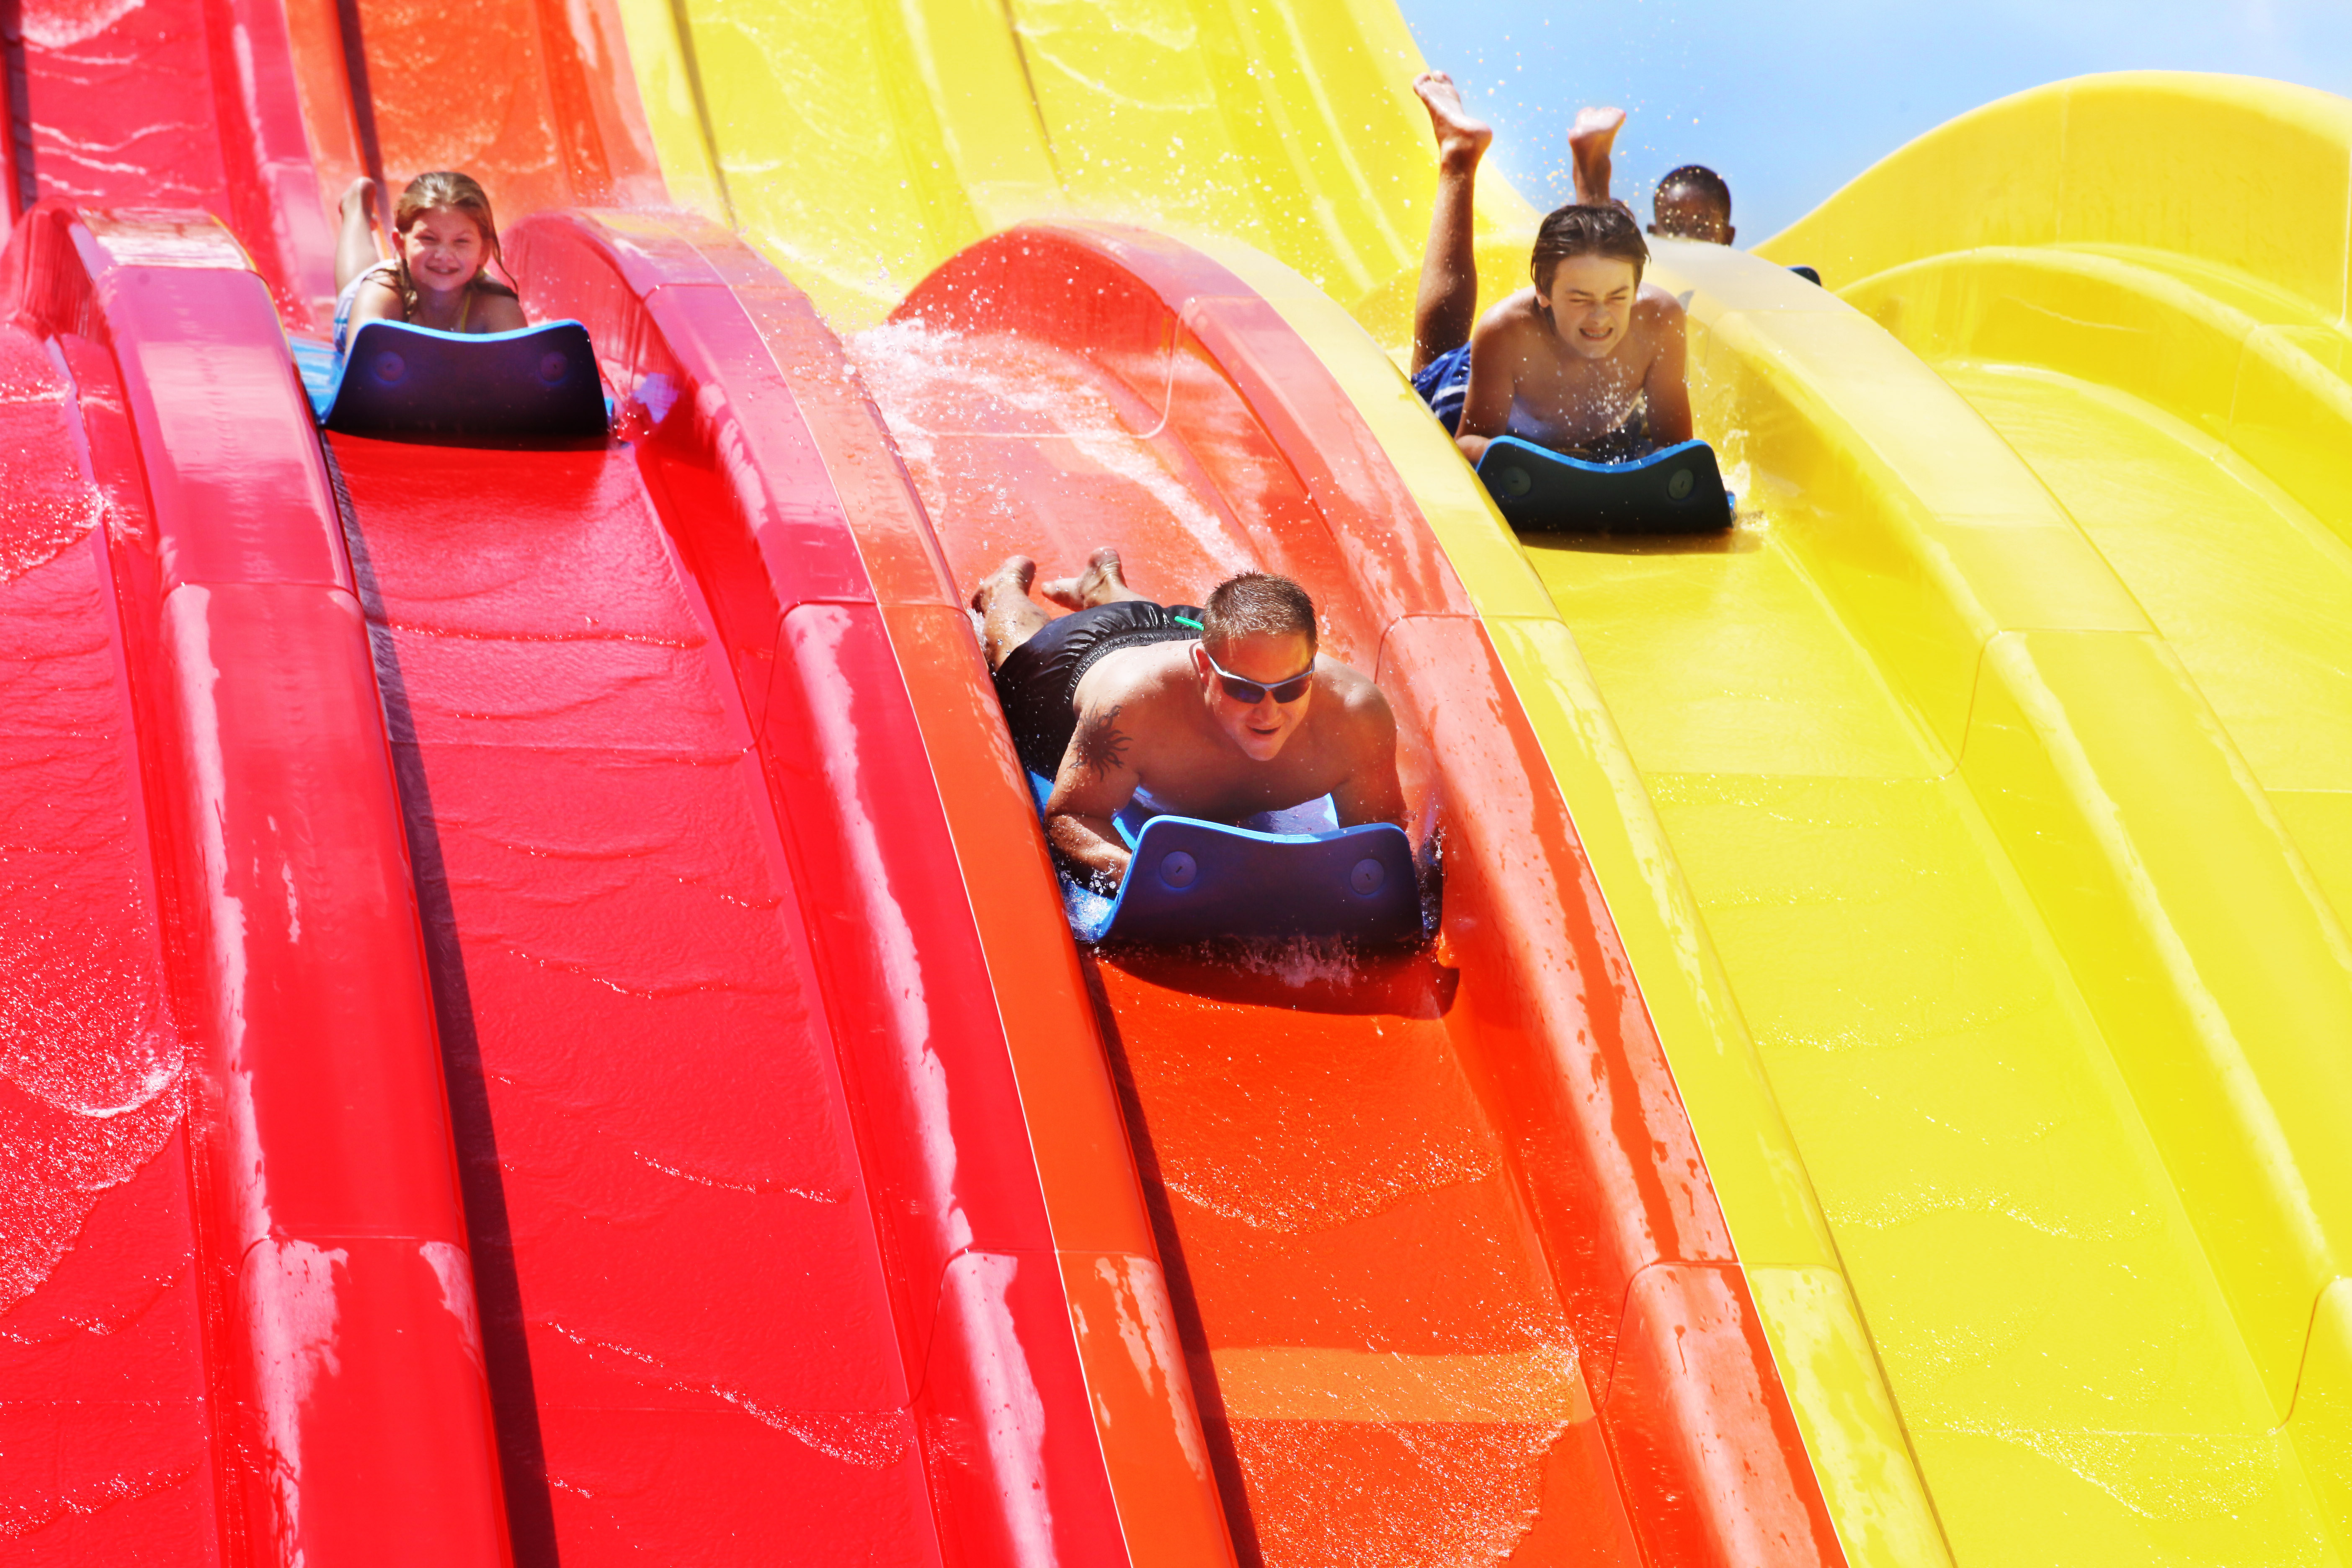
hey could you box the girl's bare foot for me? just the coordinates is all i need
[339,176,377,222]
[1568,106,1627,207]
[1041,546,1145,610]
[1413,71,1493,171]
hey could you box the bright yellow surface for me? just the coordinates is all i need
[606,10,2352,1558]
[1736,75,2352,1558]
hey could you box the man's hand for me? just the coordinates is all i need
[1044,699,1142,890]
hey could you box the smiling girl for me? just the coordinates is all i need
[1406,72,1692,465]
[331,172,527,354]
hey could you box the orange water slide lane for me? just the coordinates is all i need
[848,222,1848,1567]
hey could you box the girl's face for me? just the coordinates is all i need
[398,207,489,295]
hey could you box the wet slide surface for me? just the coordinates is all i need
[0,0,288,1540]
[328,430,938,1562]
[851,317,1630,1567]
[0,328,214,1557]
[1519,476,2326,1561]
[1939,360,2352,933]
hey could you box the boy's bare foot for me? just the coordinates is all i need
[1413,71,1492,171]
[971,554,1037,614]
[1568,105,1626,206]
[1042,546,1142,610]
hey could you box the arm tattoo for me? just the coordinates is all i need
[1073,704,1131,781]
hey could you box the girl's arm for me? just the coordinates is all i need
[472,287,528,333]
[343,271,405,330]
[1452,314,1518,465]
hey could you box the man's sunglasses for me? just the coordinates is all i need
[1202,647,1315,706]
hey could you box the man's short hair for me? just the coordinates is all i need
[1656,164,1732,220]
[1531,203,1650,293]
[1202,573,1317,654]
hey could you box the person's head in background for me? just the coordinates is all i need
[1650,165,1734,246]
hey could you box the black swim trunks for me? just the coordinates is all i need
[993,601,1204,779]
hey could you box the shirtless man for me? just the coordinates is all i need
[1407,72,1692,465]
[971,550,1407,890]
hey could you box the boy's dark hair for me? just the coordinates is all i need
[1656,164,1732,219]
[1531,204,1650,293]
[1202,573,1317,653]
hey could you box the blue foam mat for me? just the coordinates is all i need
[1475,436,1734,534]
[304,318,609,438]
[1026,774,1420,945]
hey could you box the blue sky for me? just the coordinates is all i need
[1395,0,2352,242]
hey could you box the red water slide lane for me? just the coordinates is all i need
[0,0,336,320]
[870,224,1848,1568]
[317,201,1203,1565]
[0,203,508,1562]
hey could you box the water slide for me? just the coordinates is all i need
[5,0,1845,1563]
[604,8,2352,1563]
[4,0,2349,1563]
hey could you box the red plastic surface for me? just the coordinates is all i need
[0,338,216,1561]
[5,0,334,321]
[309,204,1151,1565]
[862,224,1846,1566]
[0,201,510,1563]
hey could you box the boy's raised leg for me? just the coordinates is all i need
[1569,106,1627,209]
[1410,70,1492,373]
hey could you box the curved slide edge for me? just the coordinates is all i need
[499,203,1216,1565]
[2,201,508,1563]
[682,235,1244,1568]
[891,219,1846,1568]
[1759,71,2352,329]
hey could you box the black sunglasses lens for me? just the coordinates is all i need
[1220,672,1311,704]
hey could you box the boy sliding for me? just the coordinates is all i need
[1407,72,1691,465]
[332,171,528,353]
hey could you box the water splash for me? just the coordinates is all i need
[849,318,1256,578]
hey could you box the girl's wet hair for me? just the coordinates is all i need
[1531,203,1650,294]
[387,170,518,315]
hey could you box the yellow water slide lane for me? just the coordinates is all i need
[601,3,2352,1558]
[1765,74,2352,932]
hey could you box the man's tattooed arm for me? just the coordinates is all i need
[1071,704,1132,781]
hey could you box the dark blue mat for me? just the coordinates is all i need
[1026,774,1419,945]
[1475,436,1734,534]
[308,319,609,438]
